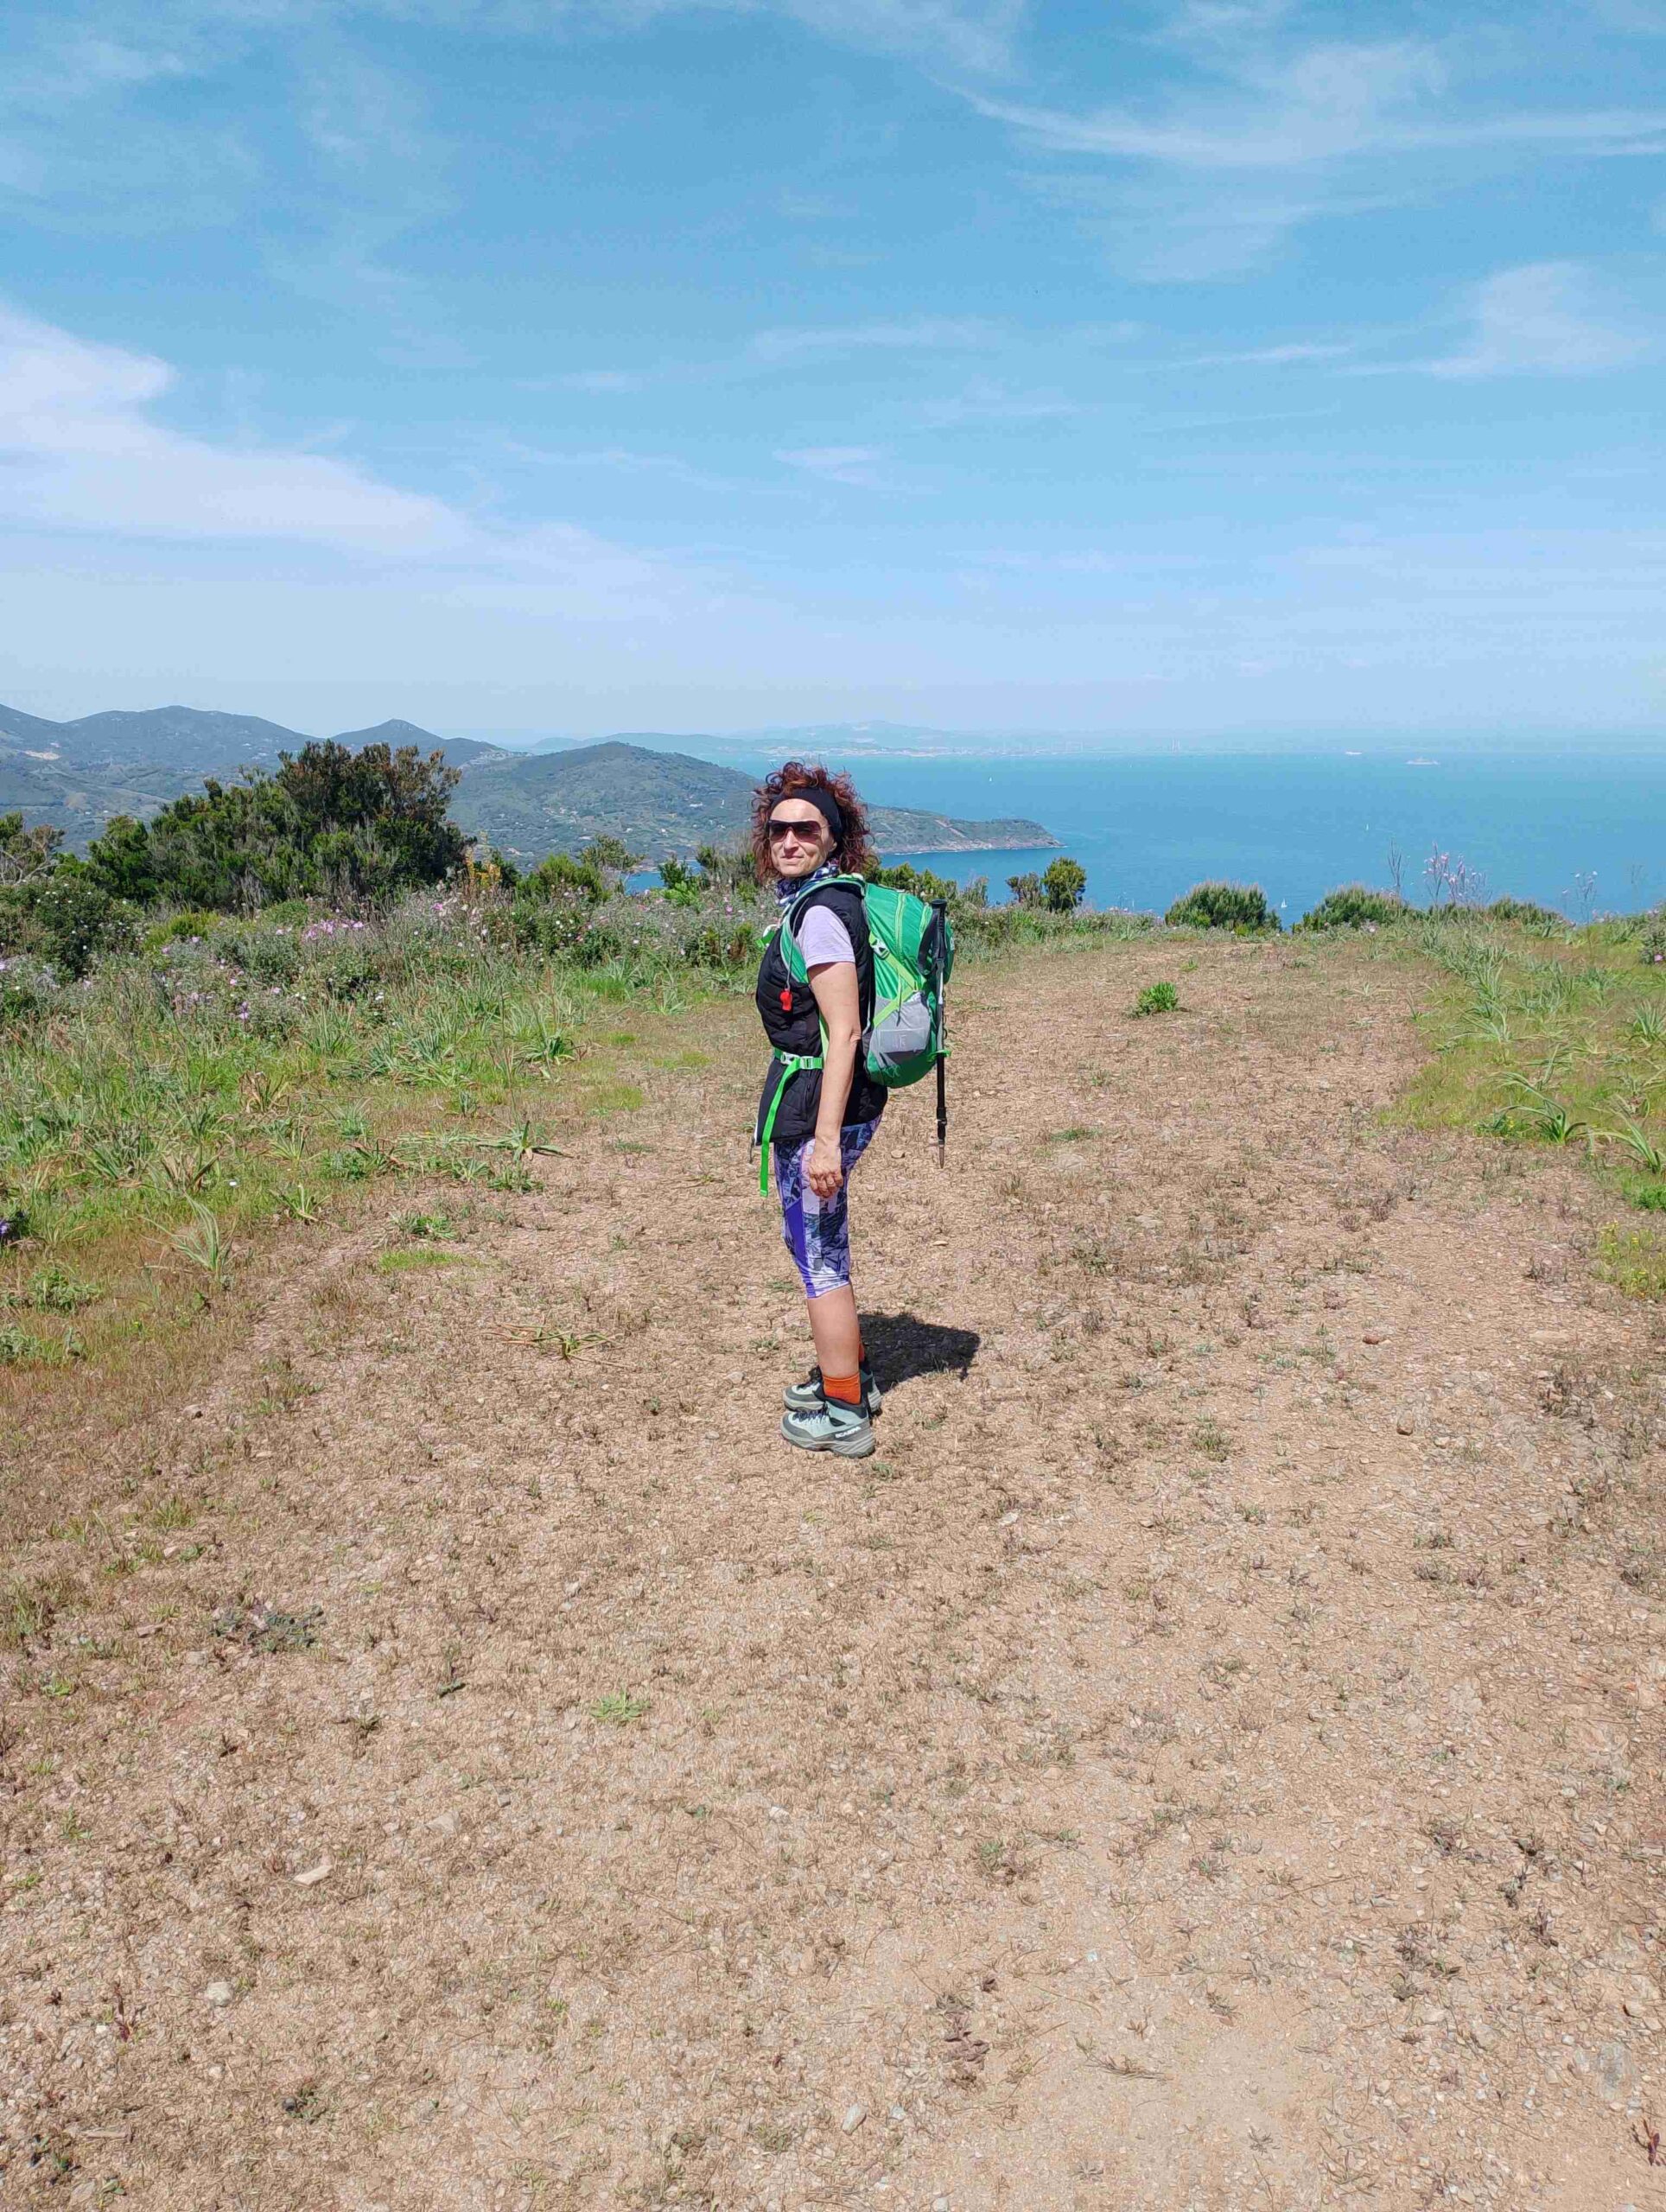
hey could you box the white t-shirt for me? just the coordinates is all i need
[797,905,855,969]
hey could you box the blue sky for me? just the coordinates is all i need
[2,0,1664,741]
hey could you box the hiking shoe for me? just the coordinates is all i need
[779,1391,875,1458]
[782,1363,882,1418]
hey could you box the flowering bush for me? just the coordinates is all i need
[0,953,60,1029]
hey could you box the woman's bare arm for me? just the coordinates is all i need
[806,958,861,1197]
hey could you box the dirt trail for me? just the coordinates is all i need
[3,938,1663,2212]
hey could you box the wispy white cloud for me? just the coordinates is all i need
[1424,261,1652,378]
[909,378,1082,429]
[531,319,1003,396]
[0,304,456,550]
[979,31,1666,169]
[777,442,893,486]
[0,303,684,612]
[1023,169,1360,282]
[980,39,1452,171]
[767,0,1024,76]
[751,316,1002,364]
[267,41,466,354]
[506,442,743,492]
[1181,340,1354,365]
[967,14,1666,277]
[552,369,650,393]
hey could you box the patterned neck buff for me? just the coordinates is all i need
[775,860,838,908]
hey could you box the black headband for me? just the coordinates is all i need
[771,785,843,842]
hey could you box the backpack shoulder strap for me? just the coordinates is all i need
[779,874,867,983]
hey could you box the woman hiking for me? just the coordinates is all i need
[753,762,886,1459]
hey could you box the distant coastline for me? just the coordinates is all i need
[873,811,1059,856]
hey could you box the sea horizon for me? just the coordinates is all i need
[838,748,1666,922]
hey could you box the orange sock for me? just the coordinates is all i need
[823,1370,862,1407]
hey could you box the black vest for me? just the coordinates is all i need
[754,880,888,1149]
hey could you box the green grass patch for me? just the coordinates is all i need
[0,892,759,1372]
[589,1690,650,1726]
[395,1208,459,1240]
[0,1323,81,1368]
[377,1248,471,1274]
[1131,980,1180,1017]
[2,1265,100,1314]
[1397,916,1666,1271]
[1597,1223,1666,1300]
[583,1080,645,1116]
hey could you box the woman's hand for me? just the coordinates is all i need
[807,1135,844,1199]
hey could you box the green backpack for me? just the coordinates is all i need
[759,873,955,1188]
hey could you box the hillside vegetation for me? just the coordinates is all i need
[0,817,1146,1376]
[0,704,502,847]
[2,704,1058,864]
[3,801,1663,1395]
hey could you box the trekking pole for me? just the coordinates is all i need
[932,899,949,1168]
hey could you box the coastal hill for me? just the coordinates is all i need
[0,703,505,841]
[330,719,506,767]
[450,740,1058,861]
[0,705,1057,861]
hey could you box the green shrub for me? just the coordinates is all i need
[0,957,54,1028]
[143,909,223,950]
[1043,857,1088,914]
[1006,872,1044,909]
[518,852,607,905]
[1484,895,1565,927]
[1131,980,1180,1016]
[31,876,138,979]
[1640,918,1666,969]
[1299,885,1408,931]
[576,835,643,877]
[0,813,61,888]
[872,860,959,904]
[574,924,626,968]
[1165,881,1280,934]
[84,741,467,913]
[512,896,596,957]
[870,862,991,918]
[219,926,302,988]
[659,858,703,907]
[694,842,760,893]
[0,867,137,979]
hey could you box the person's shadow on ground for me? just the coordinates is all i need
[861,1311,980,1391]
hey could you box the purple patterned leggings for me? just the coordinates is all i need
[774,1120,880,1299]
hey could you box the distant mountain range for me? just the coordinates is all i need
[0,705,500,844]
[506,720,970,760]
[0,703,1056,862]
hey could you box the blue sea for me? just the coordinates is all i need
[846,752,1666,920]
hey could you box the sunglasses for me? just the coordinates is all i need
[767,816,824,842]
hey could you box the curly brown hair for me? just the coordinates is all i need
[750,760,876,881]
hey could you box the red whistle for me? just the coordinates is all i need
[779,985,793,1010]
